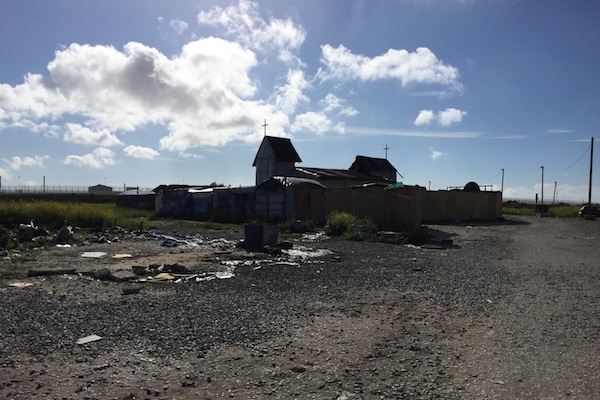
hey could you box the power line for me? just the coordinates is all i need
[551,142,591,172]
[483,170,501,184]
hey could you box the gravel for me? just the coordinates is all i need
[1,216,599,399]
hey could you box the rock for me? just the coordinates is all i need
[122,286,142,295]
[110,269,138,282]
[91,268,111,280]
[165,263,189,274]
[131,265,149,276]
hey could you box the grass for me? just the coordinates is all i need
[0,200,153,231]
[502,203,580,218]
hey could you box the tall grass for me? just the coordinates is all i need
[502,203,580,218]
[0,200,153,230]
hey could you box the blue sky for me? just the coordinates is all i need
[1,0,599,202]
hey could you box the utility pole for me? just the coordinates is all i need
[501,168,505,193]
[587,137,594,217]
[552,181,557,205]
[383,144,389,159]
[540,166,544,206]
[262,119,268,136]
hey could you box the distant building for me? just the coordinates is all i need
[88,184,113,194]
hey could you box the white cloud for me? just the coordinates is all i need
[291,111,345,135]
[546,129,575,134]
[169,18,189,35]
[414,110,435,126]
[64,147,116,169]
[273,69,310,114]
[430,149,444,160]
[320,93,358,117]
[0,167,9,179]
[123,145,160,159]
[0,37,288,151]
[346,126,479,138]
[198,0,306,64]
[179,151,205,159]
[319,45,462,91]
[64,123,122,146]
[414,108,466,127]
[438,108,467,127]
[9,155,49,170]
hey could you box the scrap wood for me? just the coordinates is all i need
[76,335,103,345]
[27,268,77,277]
[9,282,34,288]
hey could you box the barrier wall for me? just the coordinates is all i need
[422,190,502,221]
[323,185,422,231]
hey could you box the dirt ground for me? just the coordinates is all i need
[1,216,599,399]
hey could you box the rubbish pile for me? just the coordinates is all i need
[6,222,336,293]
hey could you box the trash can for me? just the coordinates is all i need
[244,224,263,251]
[262,224,279,247]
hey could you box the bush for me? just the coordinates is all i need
[324,211,356,237]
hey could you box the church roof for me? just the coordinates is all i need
[252,136,302,166]
[349,155,398,174]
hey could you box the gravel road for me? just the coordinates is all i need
[0,215,599,399]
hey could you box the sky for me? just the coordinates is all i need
[1,0,600,202]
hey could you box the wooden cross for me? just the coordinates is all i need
[383,144,390,159]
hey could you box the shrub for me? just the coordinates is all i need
[324,211,355,237]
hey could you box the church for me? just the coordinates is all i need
[252,136,401,189]
[251,135,411,224]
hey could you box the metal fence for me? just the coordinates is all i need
[0,185,151,195]
[503,197,586,206]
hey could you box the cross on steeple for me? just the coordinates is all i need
[383,144,390,159]
[262,119,269,136]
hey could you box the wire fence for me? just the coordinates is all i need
[503,197,587,206]
[0,185,152,195]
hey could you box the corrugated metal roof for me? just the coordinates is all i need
[252,136,302,166]
[296,167,379,180]
[349,155,398,173]
[257,176,328,190]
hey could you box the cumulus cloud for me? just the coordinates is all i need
[415,108,466,127]
[64,123,122,146]
[198,0,306,64]
[414,110,435,126]
[0,0,466,156]
[291,111,345,135]
[273,69,310,114]
[319,45,461,91]
[123,145,160,159]
[64,147,116,169]
[438,108,467,126]
[8,155,49,170]
[0,37,285,150]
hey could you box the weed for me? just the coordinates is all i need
[324,211,356,237]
